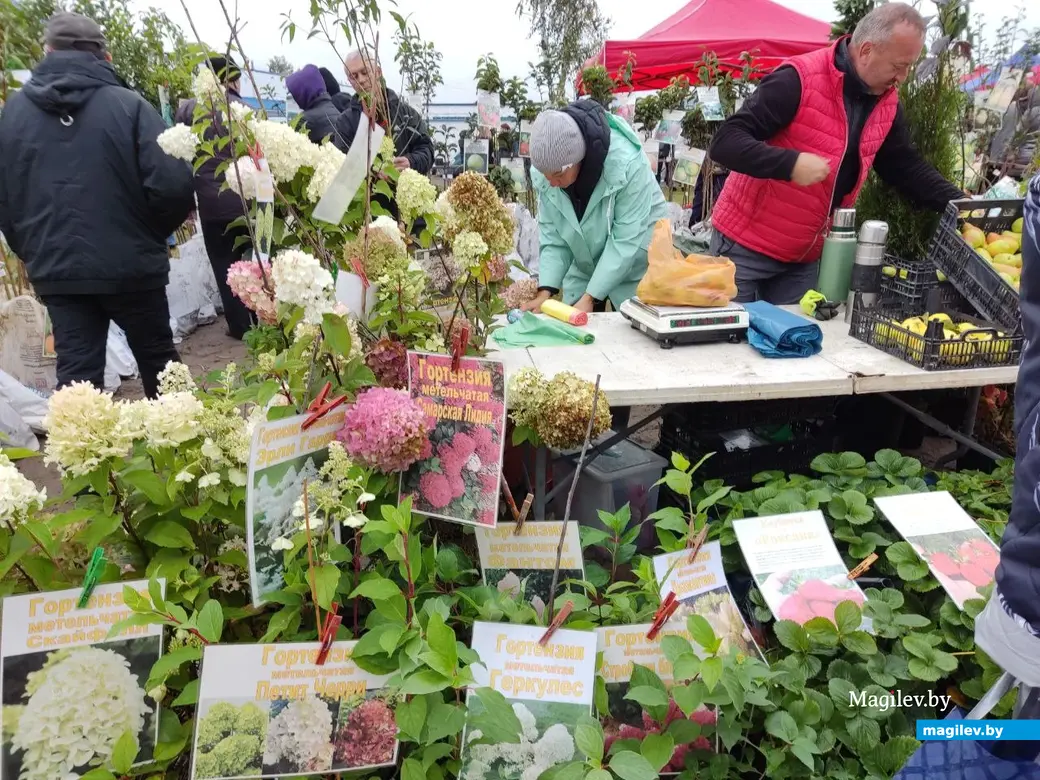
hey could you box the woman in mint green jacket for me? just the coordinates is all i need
[521,101,670,314]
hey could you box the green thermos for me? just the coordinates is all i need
[816,208,858,303]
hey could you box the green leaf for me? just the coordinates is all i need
[663,469,693,498]
[804,617,839,647]
[841,630,877,656]
[671,452,691,471]
[700,656,723,692]
[765,711,799,743]
[351,576,403,600]
[686,614,719,652]
[109,730,137,774]
[828,678,859,709]
[171,678,199,707]
[671,653,701,681]
[834,601,862,635]
[846,716,881,754]
[147,645,202,687]
[195,600,224,643]
[401,757,426,780]
[71,513,122,553]
[665,719,701,745]
[144,520,195,549]
[322,312,354,356]
[660,635,692,663]
[811,452,867,475]
[426,700,467,743]
[610,750,659,780]
[79,770,118,780]
[400,669,453,695]
[122,469,170,506]
[471,688,524,743]
[902,634,936,659]
[671,683,703,717]
[396,696,428,742]
[575,715,605,762]
[586,770,613,780]
[774,620,811,652]
[420,612,458,677]
[538,762,586,780]
[313,563,341,609]
[791,737,821,770]
[625,685,669,708]
[640,732,675,772]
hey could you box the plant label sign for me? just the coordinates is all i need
[246,410,347,607]
[732,512,870,627]
[190,641,398,779]
[652,542,761,659]
[475,521,584,618]
[313,115,386,225]
[477,89,501,129]
[672,148,706,187]
[695,87,724,121]
[402,352,507,528]
[875,491,999,609]
[461,622,596,780]
[653,110,684,147]
[1,580,165,779]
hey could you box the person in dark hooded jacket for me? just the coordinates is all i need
[286,64,341,144]
[174,55,254,340]
[0,12,193,399]
[319,66,351,112]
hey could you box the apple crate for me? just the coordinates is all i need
[927,198,1023,332]
[878,254,941,309]
[849,299,1022,371]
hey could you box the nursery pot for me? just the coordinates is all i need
[335,272,378,319]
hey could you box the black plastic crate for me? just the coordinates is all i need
[879,254,941,309]
[656,419,837,489]
[659,397,839,438]
[849,301,1022,371]
[928,198,1022,332]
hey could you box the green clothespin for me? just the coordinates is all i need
[77,548,105,609]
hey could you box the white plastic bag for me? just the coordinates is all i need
[0,369,48,437]
[0,296,56,393]
[167,233,220,340]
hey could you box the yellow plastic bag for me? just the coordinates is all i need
[636,219,738,307]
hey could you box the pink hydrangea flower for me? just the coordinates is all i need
[472,426,499,464]
[227,260,277,324]
[452,432,476,459]
[439,443,465,478]
[479,470,500,497]
[448,473,466,499]
[338,388,431,473]
[420,472,453,509]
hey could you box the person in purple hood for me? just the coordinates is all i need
[286,64,341,145]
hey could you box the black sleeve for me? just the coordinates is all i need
[393,101,434,174]
[708,67,803,182]
[136,99,195,236]
[872,104,965,211]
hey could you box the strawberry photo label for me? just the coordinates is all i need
[874,491,999,609]
[731,512,870,628]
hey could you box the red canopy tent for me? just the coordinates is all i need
[584,0,832,91]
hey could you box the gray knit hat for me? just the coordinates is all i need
[529,110,586,175]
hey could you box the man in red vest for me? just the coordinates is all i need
[709,3,963,304]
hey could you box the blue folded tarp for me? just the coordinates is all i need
[743,301,823,358]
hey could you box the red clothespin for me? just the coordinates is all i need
[303,381,347,430]
[451,324,470,373]
[539,600,574,646]
[316,602,341,666]
[647,591,679,640]
[500,477,521,523]
[686,523,709,564]
[514,494,534,536]
[246,141,264,170]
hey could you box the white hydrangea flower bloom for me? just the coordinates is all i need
[228,101,253,123]
[11,647,149,780]
[396,169,437,223]
[433,190,457,229]
[157,361,196,395]
[343,512,368,529]
[271,537,294,551]
[198,473,221,489]
[379,134,395,160]
[452,230,489,267]
[224,156,263,199]
[131,392,205,448]
[271,249,335,325]
[43,383,135,476]
[370,215,406,249]
[304,142,347,203]
[512,702,539,742]
[0,454,46,526]
[249,119,321,184]
[192,67,224,102]
[262,697,333,770]
[156,124,198,162]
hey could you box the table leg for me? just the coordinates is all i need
[880,389,1003,464]
[934,386,982,469]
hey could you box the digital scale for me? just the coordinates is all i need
[619,298,749,349]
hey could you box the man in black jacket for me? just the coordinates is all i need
[0,12,193,398]
[333,49,434,177]
[286,64,341,144]
[319,66,351,112]
[174,56,253,340]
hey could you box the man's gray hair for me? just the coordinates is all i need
[851,2,926,47]
[345,47,379,68]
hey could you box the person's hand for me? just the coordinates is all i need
[791,153,830,187]
[572,295,595,314]
[393,156,411,171]
[521,290,551,312]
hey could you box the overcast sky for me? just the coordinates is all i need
[140,0,1039,102]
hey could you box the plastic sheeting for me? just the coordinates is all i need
[167,233,221,341]
[509,203,540,276]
